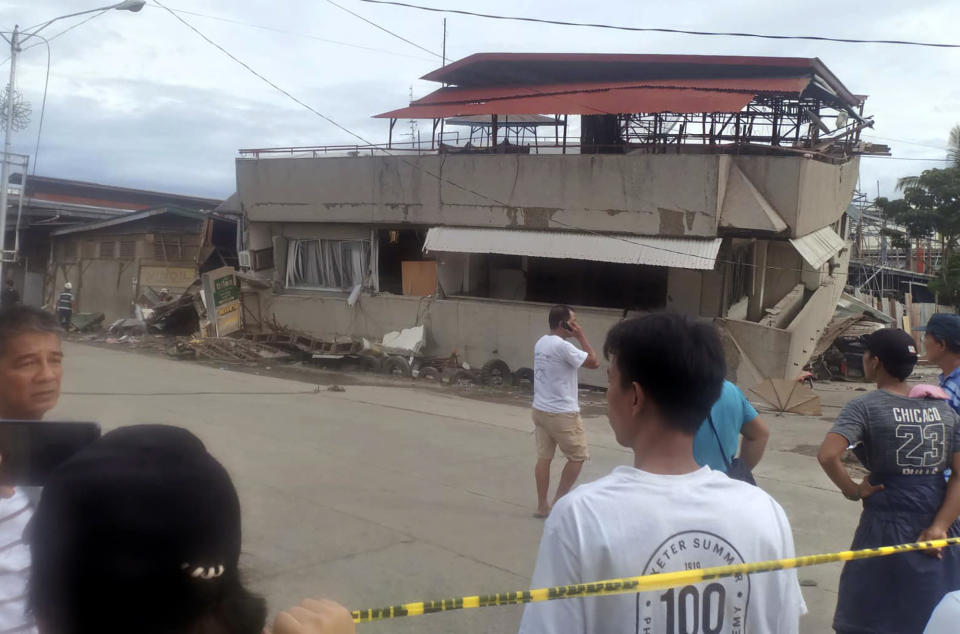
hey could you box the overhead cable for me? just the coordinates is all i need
[323,0,442,58]
[144,3,437,62]
[355,0,960,49]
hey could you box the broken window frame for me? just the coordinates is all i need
[284,238,372,292]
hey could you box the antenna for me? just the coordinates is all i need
[407,85,418,150]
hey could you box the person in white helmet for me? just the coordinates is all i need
[57,282,75,330]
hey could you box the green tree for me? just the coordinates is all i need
[876,125,960,306]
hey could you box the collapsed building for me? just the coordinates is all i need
[233,53,888,387]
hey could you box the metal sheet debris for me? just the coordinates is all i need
[424,227,722,271]
[789,226,846,269]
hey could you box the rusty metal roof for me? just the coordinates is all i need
[418,53,859,107]
[423,227,723,271]
[375,76,811,119]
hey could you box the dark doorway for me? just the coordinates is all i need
[377,229,428,294]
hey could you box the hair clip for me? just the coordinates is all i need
[181,563,225,580]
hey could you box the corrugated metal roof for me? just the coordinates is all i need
[418,53,859,108]
[789,226,846,269]
[51,206,234,237]
[375,77,809,119]
[423,227,722,271]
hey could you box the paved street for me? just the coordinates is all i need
[51,341,867,633]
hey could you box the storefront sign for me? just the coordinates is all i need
[202,267,242,336]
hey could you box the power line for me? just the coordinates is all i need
[323,0,442,58]
[355,0,960,49]
[29,34,51,177]
[862,134,953,152]
[153,0,378,149]
[23,9,108,51]
[861,156,954,161]
[3,9,109,63]
[143,3,437,63]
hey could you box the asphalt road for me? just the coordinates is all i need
[51,341,866,633]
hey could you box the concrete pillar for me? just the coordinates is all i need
[747,240,769,321]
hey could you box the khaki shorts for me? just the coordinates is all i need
[532,409,589,461]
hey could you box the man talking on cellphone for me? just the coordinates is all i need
[531,305,599,518]
[0,306,65,632]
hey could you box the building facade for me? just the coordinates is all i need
[2,174,221,309]
[234,53,883,387]
[49,207,237,322]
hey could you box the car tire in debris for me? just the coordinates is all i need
[513,367,534,389]
[449,370,476,386]
[480,359,511,388]
[383,356,413,377]
[418,366,441,381]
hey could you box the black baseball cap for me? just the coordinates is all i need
[862,328,919,368]
[29,425,243,631]
[918,313,960,347]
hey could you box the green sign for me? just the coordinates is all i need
[213,274,240,306]
[202,266,242,336]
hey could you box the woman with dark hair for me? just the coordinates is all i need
[818,329,960,633]
[28,425,267,634]
[29,424,357,634]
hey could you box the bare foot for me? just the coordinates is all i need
[533,507,551,519]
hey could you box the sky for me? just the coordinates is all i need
[0,0,957,201]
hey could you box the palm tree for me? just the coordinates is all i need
[897,124,960,190]
[950,124,960,167]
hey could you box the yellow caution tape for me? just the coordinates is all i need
[352,536,960,623]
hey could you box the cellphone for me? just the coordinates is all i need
[561,320,573,331]
[0,421,101,486]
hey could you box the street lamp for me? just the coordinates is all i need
[0,0,144,284]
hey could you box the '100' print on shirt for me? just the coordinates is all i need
[636,531,749,634]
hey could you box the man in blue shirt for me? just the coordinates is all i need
[693,380,770,472]
[922,314,960,416]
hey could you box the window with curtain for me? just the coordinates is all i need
[285,239,371,291]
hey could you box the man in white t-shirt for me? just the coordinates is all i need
[531,305,599,518]
[519,313,807,633]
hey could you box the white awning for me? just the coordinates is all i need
[423,227,722,271]
[789,226,846,269]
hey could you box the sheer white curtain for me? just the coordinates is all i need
[286,239,369,290]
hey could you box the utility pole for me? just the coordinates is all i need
[0,26,20,285]
[438,19,446,148]
[0,2,145,286]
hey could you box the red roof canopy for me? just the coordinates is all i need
[375,76,811,119]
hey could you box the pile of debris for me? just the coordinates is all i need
[137,283,206,336]
[172,337,291,363]
[807,293,893,381]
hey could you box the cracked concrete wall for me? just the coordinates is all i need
[256,291,628,387]
[732,156,859,237]
[238,153,857,239]
[238,154,722,237]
